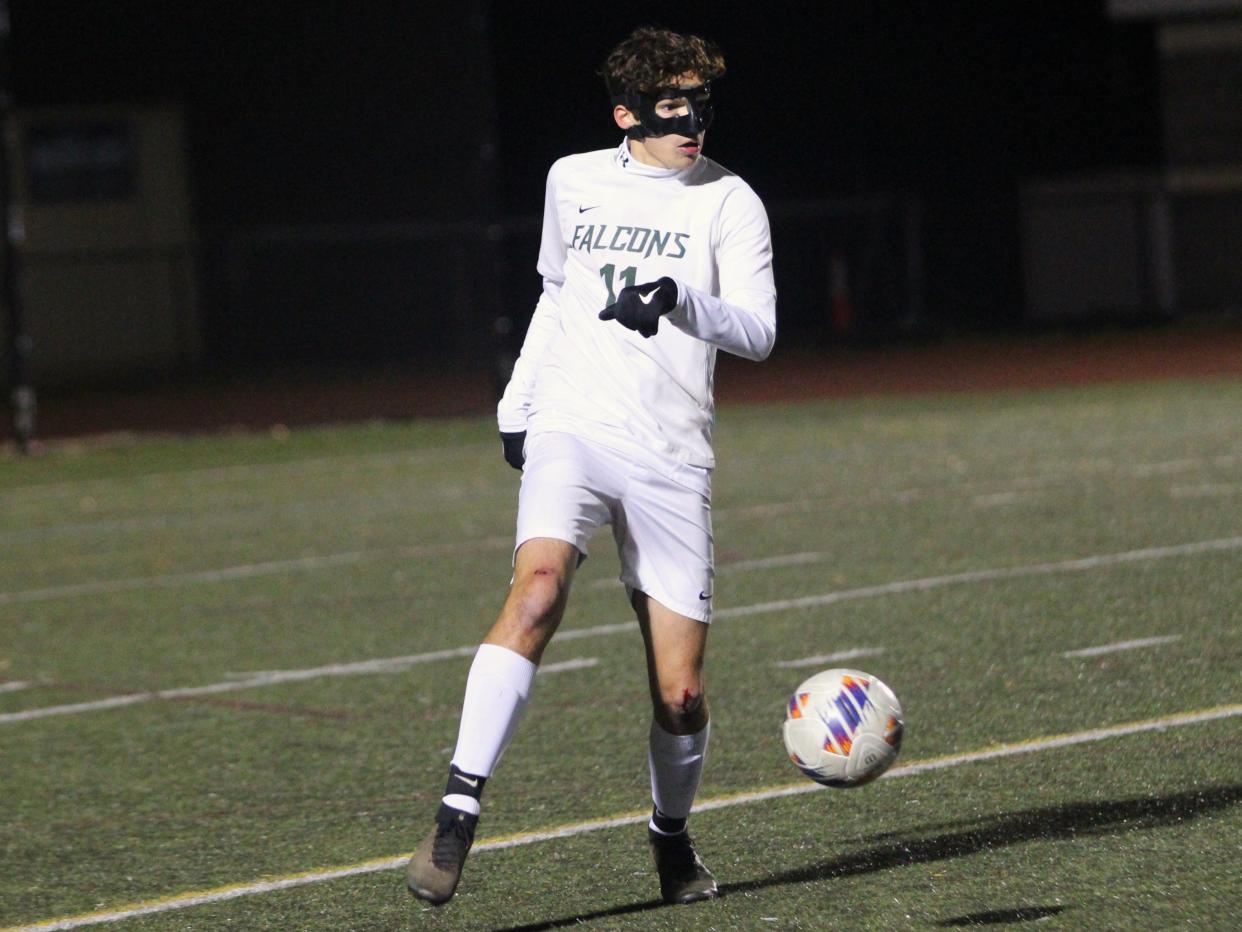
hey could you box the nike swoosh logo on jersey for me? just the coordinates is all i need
[699,591,712,600]
[639,286,662,304]
[578,205,600,213]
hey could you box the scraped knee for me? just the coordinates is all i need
[655,682,708,735]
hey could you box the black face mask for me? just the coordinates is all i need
[614,83,715,141]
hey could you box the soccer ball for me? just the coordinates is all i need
[782,668,904,788]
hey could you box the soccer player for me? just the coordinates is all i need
[406,25,776,907]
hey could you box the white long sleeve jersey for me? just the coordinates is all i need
[498,139,776,470]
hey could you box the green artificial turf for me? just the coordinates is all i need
[2,377,1240,929]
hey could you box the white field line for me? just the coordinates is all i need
[0,537,512,606]
[773,647,884,669]
[1063,635,1181,658]
[1,653,599,725]
[718,492,917,521]
[1120,454,1241,480]
[0,490,499,547]
[6,702,1240,932]
[0,552,372,605]
[0,445,494,506]
[0,648,479,724]
[714,451,1242,523]
[1171,481,1241,499]
[0,456,1043,579]
[4,445,1238,513]
[0,681,34,694]
[590,551,826,590]
[712,535,1242,621]
[537,657,599,675]
[971,491,1029,507]
[552,620,639,642]
[722,551,827,572]
[4,535,1240,727]
[7,447,1241,599]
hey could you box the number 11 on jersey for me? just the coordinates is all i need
[600,263,637,305]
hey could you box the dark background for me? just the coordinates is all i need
[10,1,1165,377]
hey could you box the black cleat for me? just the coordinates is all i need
[648,827,719,904]
[406,804,478,905]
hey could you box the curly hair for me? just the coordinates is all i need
[601,26,726,97]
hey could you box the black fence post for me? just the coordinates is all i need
[0,0,34,453]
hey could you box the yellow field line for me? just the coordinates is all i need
[5,702,1241,932]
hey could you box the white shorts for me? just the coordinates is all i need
[515,431,715,622]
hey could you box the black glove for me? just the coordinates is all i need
[500,430,526,470]
[598,277,678,338]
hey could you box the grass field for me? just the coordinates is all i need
[3,375,1241,930]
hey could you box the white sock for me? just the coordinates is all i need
[448,643,537,780]
[648,719,710,825]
